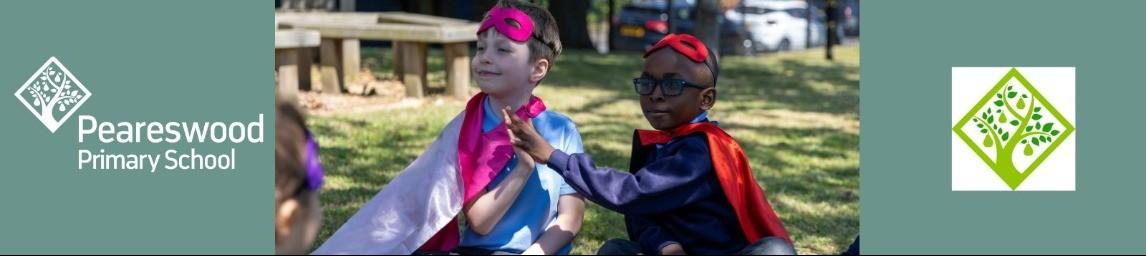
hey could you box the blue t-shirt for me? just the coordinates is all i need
[459,97,584,254]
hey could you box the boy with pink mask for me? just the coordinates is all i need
[313,1,585,255]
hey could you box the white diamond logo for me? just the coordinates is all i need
[14,57,92,133]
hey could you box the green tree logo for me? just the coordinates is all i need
[953,68,1074,190]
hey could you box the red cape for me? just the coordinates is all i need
[637,122,792,243]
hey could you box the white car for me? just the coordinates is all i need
[725,0,828,52]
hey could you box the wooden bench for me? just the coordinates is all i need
[275,29,321,102]
[276,12,479,98]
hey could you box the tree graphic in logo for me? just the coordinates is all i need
[953,68,1074,190]
[14,57,92,133]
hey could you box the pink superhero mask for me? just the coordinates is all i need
[478,7,537,43]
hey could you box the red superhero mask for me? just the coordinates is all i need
[644,33,718,85]
[644,33,709,62]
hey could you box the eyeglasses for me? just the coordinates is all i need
[633,77,709,97]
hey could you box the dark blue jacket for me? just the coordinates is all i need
[547,133,748,255]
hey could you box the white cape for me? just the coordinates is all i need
[313,114,465,255]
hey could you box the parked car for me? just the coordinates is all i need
[725,0,841,52]
[611,0,756,56]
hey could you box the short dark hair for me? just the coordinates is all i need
[482,0,563,64]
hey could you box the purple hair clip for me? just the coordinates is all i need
[304,130,324,191]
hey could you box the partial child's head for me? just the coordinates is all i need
[275,97,324,254]
[472,0,562,97]
[637,33,719,131]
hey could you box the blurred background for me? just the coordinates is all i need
[276,0,858,55]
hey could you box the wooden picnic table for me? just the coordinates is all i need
[276,11,479,99]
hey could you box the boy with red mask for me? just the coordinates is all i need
[505,34,794,255]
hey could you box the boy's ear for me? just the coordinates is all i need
[276,197,299,242]
[699,87,716,111]
[529,58,550,85]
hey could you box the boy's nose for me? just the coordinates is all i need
[648,85,666,101]
[477,51,492,65]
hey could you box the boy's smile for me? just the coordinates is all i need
[639,48,716,131]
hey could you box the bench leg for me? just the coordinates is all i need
[392,42,404,79]
[318,38,342,94]
[444,42,471,99]
[275,49,300,102]
[298,47,313,91]
[397,41,427,98]
[341,39,361,86]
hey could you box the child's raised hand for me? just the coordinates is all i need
[512,140,536,172]
[508,127,536,172]
[503,106,556,164]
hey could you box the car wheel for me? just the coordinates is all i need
[778,39,791,52]
[741,39,755,56]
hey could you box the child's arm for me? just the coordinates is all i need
[462,146,536,235]
[505,109,719,215]
[522,194,585,255]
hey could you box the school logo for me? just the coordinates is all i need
[14,57,92,133]
[952,67,1075,191]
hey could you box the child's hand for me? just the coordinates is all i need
[503,106,555,164]
[661,243,686,255]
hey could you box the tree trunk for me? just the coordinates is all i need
[472,0,498,21]
[993,99,1038,190]
[695,0,722,55]
[607,0,616,51]
[549,0,594,49]
[339,0,354,12]
[994,147,1022,189]
[40,104,56,124]
[825,0,835,60]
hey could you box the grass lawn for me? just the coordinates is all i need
[307,46,859,255]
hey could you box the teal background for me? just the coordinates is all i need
[862,0,1146,254]
[0,0,270,253]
